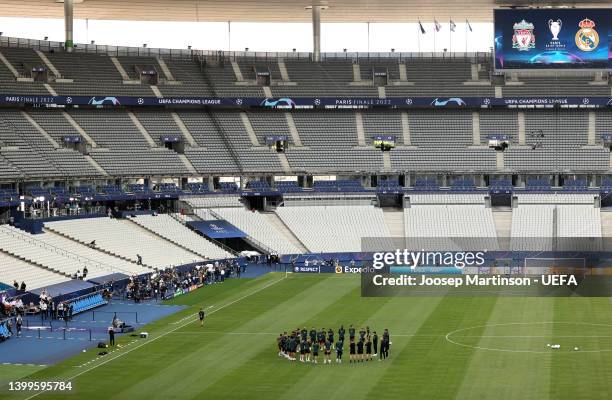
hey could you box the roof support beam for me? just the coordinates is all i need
[64,0,74,53]
[312,5,322,62]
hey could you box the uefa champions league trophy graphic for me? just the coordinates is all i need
[549,19,562,40]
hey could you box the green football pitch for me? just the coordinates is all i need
[3,272,612,400]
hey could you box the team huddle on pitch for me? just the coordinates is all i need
[277,325,391,364]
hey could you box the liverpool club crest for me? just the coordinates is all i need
[512,20,535,51]
[575,18,599,52]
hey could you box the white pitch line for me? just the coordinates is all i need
[445,321,612,354]
[167,330,444,338]
[450,335,612,338]
[172,305,215,325]
[21,276,286,400]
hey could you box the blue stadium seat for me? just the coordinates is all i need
[67,293,107,315]
[276,181,302,193]
[186,183,210,194]
[246,181,274,191]
[413,179,439,191]
[219,182,239,192]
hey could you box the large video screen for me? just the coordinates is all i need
[494,9,611,69]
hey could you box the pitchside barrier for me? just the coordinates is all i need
[18,324,104,341]
[524,258,587,276]
[90,311,139,324]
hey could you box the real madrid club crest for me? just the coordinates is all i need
[512,20,535,51]
[575,18,599,52]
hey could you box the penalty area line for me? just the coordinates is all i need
[21,275,287,400]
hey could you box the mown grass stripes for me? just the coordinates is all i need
[4,274,612,400]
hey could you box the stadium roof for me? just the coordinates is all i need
[2,0,610,23]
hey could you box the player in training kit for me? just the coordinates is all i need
[349,325,356,342]
[279,324,385,365]
[324,339,332,364]
[379,337,387,360]
[198,308,205,327]
[312,341,320,364]
[318,328,325,348]
[300,338,307,362]
[327,328,334,348]
[335,339,343,363]
[277,333,284,357]
[289,333,297,361]
[383,329,390,359]
[281,332,288,358]
[357,337,364,362]
[372,331,378,356]
[379,329,390,361]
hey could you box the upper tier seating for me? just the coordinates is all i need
[409,194,486,204]
[0,42,609,178]
[183,196,243,208]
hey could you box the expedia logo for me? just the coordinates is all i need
[335,266,343,274]
[344,266,377,274]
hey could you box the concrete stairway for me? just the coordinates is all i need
[600,211,612,251]
[84,155,110,176]
[44,225,155,270]
[0,247,71,278]
[126,218,206,259]
[277,153,292,173]
[22,111,60,148]
[62,112,98,148]
[110,56,130,80]
[178,154,198,174]
[171,112,199,147]
[263,212,309,252]
[382,209,405,237]
[382,152,392,170]
[128,112,158,147]
[284,112,304,146]
[492,210,512,251]
[240,112,261,146]
[0,50,19,78]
